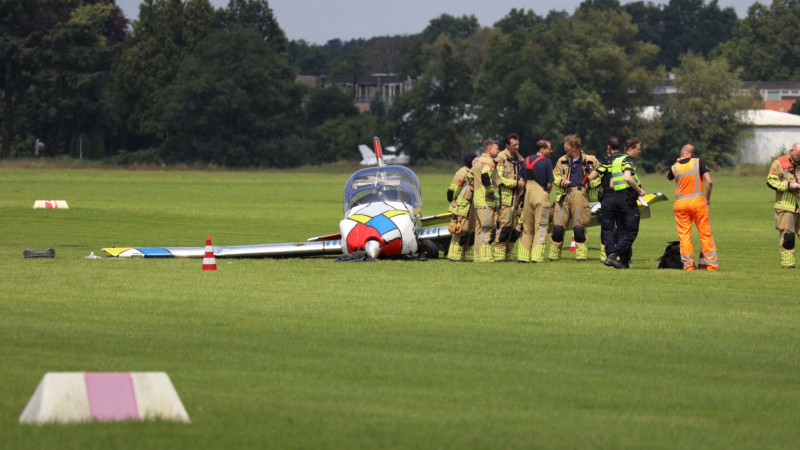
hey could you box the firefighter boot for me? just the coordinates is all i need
[548,240,563,261]
[476,244,495,262]
[447,239,464,262]
[516,246,531,263]
[575,242,588,261]
[493,244,507,262]
[781,248,795,268]
[531,243,546,263]
[464,247,475,262]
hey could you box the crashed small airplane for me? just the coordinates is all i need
[103,137,449,260]
[358,143,409,165]
[102,137,667,260]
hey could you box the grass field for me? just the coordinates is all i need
[1,164,798,449]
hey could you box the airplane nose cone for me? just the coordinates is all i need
[364,240,382,259]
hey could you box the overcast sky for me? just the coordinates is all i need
[117,0,759,45]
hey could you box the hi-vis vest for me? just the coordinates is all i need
[671,158,704,200]
[611,153,639,192]
[610,154,637,192]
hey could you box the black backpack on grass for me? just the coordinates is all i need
[658,241,682,269]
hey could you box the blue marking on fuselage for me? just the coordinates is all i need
[366,214,397,235]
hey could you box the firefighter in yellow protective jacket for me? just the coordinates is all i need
[471,140,500,262]
[446,154,476,262]
[517,140,554,263]
[494,133,524,261]
[767,142,800,268]
[549,135,600,261]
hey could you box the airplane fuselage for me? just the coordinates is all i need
[339,201,420,257]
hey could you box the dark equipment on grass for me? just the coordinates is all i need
[657,241,682,269]
[24,249,55,258]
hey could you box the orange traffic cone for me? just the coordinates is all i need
[569,234,576,253]
[202,236,217,271]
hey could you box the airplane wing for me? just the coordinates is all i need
[102,240,343,258]
[421,212,452,226]
[578,191,668,229]
[102,215,454,258]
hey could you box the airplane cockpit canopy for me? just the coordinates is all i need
[343,165,422,215]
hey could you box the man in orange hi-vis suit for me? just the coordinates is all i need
[666,144,718,271]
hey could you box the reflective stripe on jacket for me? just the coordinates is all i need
[672,158,704,200]
[472,154,498,208]
[497,150,523,206]
[767,155,800,212]
[610,154,630,192]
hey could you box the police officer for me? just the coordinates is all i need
[446,154,476,262]
[517,140,554,263]
[472,140,500,262]
[494,133,524,261]
[549,135,600,261]
[767,142,800,268]
[588,137,646,268]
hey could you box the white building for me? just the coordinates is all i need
[738,110,800,164]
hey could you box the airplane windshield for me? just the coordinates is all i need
[343,165,422,215]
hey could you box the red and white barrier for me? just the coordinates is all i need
[33,200,69,209]
[19,372,190,424]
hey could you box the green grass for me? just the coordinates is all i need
[1,166,798,449]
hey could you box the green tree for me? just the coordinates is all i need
[401,14,479,80]
[622,1,662,53]
[653,53,758,169]
[476,8,660,157]
[392,35,474,162]
[419,13,479,43]
[306,86,358,127]
[659,0,738,70]
[216,0,287,54]
[312,114,391,163]
[493,8,546,34]
[288,39,329,74]
[623,0,738,71]
[359,36,410,74]
[0,0,126,158]
[716,0,800,81]
[161,25,303,167]
[112,0,215,151]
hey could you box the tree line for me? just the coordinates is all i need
[2,0,798,170]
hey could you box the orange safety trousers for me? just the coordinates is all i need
[673,196,717,271]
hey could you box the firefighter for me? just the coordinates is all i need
[471,140,500,262]
[766,142,800,268]
[494,133,524,261]
[446,154,476,262]
[588,137,646,268]
[667,144,717,271]
[549,135,600,261]
[517,140,554,263]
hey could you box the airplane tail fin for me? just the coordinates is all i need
[358,144,375,165]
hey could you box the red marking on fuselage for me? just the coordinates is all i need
[345,222,402,256]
